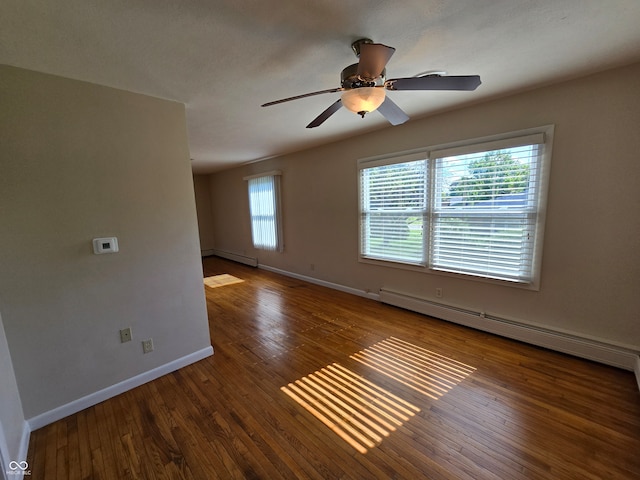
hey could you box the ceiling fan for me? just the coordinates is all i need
[261,38,481,129]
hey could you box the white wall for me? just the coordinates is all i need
[0,65,212,420]
[206,62,640,352]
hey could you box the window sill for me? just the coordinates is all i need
[358,256,540,291]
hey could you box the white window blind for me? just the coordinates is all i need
[360,159,427,264]
[358,127,552,286]
[431,142,542,282]
[247,173,282,251]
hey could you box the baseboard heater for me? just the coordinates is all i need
[379,288,638,371]
[211,249,258,267]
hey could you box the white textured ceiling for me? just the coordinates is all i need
[2,1,640,173]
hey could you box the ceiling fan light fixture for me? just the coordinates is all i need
[262,38,480,128]
[341,87,385,117]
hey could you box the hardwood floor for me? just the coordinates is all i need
[27,256,640,479]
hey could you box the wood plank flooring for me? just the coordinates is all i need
[27,256,640,479]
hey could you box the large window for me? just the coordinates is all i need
[359,127,552,286]
[245,172,283,252]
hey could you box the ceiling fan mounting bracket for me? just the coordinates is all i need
[351,38,373,57]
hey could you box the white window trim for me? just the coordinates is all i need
[244,171,284,253]
[357,126,554,290]
[243,170,282,181]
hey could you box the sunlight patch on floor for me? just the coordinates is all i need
[203,274,244,289]
[282,337,475,453]
[351,336,476,400]
[281,363,420,454]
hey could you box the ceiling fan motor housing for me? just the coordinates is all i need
[340,63,385,89]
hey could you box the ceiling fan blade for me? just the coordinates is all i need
[357,43,395,80]
[377,97,409,126]
[262,88,343,107]
[386,75,481,91]
[306,99,343,128]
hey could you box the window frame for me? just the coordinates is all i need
[244,171,283,253]
[357,126,553,290]
[359,152,429,267]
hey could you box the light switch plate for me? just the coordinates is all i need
[120,327,132,343]
[93,237,119,254]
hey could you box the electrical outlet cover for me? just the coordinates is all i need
[142,339,154,354]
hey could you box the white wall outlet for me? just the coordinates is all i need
[436,288,443,298]
[120,327,132,343]
[142,338,154,354]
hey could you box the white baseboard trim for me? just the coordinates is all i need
[379,288,639,372]
[27,346,213,431]
[258,264,380,301]
[211,249,258,267]
[634,355,640,392]
[201,249,216,257]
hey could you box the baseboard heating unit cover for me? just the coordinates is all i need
[379,288,638,371]
[211,249,258,267]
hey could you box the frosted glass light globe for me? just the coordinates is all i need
[341,87,386,117]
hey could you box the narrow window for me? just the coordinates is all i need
[246,172,283,252]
